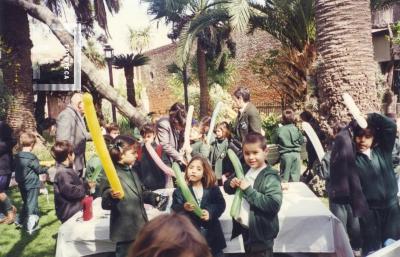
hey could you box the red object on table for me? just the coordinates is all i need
[82,196,93,221]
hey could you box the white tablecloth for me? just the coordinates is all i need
[368,240,400,257]
[56,183,353,257]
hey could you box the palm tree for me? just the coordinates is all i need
[0,2,36,131]
[249,0,316,104]
[113,54,150,107]
[315,0,379,130]
[144,0,251,116]
[0,0,119,131]
[167,62,191,110]
[128,26,151,53]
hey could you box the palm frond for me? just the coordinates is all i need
[249,0,315,51]
[105,0,120,13]
[94,0,109,34]
[226,0,251,32]
[177,21,197,66]
[113,54,150,69]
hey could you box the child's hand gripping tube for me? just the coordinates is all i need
[83,93,124,199]
[171,162,202,217]
[343,93,368,129]
[227,149,245,219]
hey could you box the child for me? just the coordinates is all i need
[352,113,400,254]
[85,135,113,198]
[171,156,226,257]
[320,122,362,256]
[129,213,212,257]
[190,122,210,159]
[13,132,48,233]
[105,123,120,139]
[100,135,167,257]
[210,122,231,185]
[277,108,304,182]
[52,140,87,223]
[224,132,282,257]
[136,124,170,190]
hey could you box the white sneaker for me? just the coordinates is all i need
[26,215,39,235]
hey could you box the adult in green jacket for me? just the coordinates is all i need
[233,87,262,142]
[353,113,400,254]
[277,108,304,182]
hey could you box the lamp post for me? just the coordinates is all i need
[104,44,117,123]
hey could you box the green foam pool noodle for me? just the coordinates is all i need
[227,149,245,218]
[172,162,202,217]
[230,189,243,219]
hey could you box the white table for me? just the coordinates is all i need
[56,183,353,257]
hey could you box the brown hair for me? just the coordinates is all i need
[199,116,211,134]
[129,213,212,257]
[282,108,295,124]
[233,86,250,102]
[215,121,231,139]
[140,123,155,137]
[243,132,267,151]
[51,140,74,163]
[108,135,139,163]
[169,102,186,129]
[19,131,36,148]
[184,156,216,188]
[105,122,120,134]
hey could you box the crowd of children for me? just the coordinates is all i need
[2,95,400,257]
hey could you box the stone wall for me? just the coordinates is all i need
[140,30,282,115]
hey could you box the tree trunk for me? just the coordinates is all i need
[0,2,36,132]
[3,0,147,128]
[197,39,210,117]
[183,65,189,110]
[315,0,379,132]
[125,67,137,107]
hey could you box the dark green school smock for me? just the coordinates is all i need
[277,124,304,182]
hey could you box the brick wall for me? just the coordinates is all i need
[140,30,282,115]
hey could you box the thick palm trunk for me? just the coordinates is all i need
[125,68,137,107]
[4,0,147,128]
[315,0,379,129]
[197,40,210,117]
[1,2,36,131]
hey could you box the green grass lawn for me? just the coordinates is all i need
[0,186,60,257]
[0,140,98,257]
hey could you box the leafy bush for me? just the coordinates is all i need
[261,112,281,144]
[168,76,237,122]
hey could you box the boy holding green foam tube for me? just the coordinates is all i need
[224,132,282,257]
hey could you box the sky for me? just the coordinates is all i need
[30,0,171,63]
